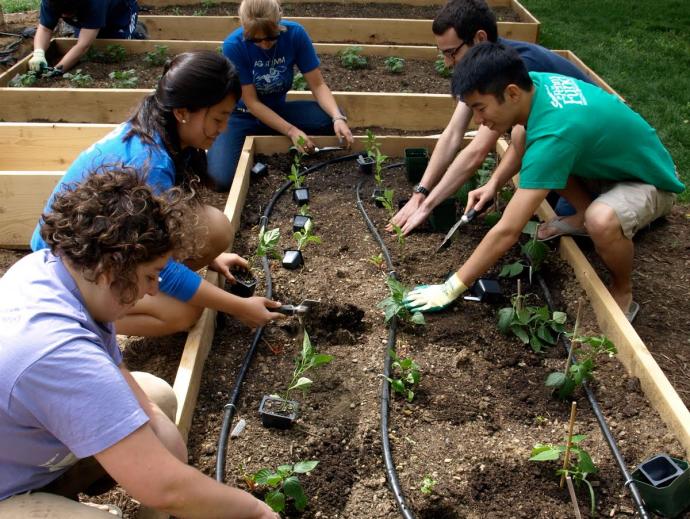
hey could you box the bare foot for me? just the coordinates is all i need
[537,215,587,240]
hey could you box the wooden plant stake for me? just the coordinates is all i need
[560,401,578,488]
[565,475,583,519]
[564,299,583,375]
[516,279,522,312]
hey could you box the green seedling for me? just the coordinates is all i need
[377,277,425,326]
[497,283,566,352]
[244,460,319,513]
[293,218,320,252]
[530,435,597,516]
[292,71,308,91]
[373,149,388,187]
[85,44,126,64]
[298,204,310,217]
[143,45,169,67]
[384,56,405,74]
[546,334,616,398]
[435,53,452,78]
[384,349,421,401]
[171,6,182,15]
[251,226,281,268]
[376,189,406,254]
[339,46,368,70]
[9,70,39,87]
[369,252,385,271]
[284,330,332,401]
[109,69,139,88]
[287,135,307,188]
[192,7,208,15]
[63,69,93,87]
[420,475,437,495]
[499,221,549,282]
[364,129,381,158]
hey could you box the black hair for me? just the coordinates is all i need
[452,42,532,101]
[432,0,498,44]
[125,51,241,191]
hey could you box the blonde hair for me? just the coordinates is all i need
[238,0,286,39]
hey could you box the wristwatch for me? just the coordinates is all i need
[413,184,430,197]
[332,114,348,123]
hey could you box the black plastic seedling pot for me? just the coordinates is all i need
[250,161,268,178]
[228,269,257,298]
[428,198,457,232]
[464,278,503,304]
[292,214,312,232]
[404,147,429,184]
[258,395,299,429]
[372,187,385,207]
[632,455,690,518]
[356,154,375,175]
[292,187,310,206]
[282,249,304,270]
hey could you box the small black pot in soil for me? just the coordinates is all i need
[282,249,304,270]
[428,198,457,232]
[404,147,429,184]
[292,214,312,232]
[372,187,385,207]
[258,395,299,429]
[227,269,257,298]
[463,278,503,304]
[250,161,268,178]
[356,154,375,175]
[292,187,310,206]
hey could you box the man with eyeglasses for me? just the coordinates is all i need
[389,0,595,236]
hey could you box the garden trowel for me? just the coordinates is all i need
[276,299,320,316]
[435,208,478,253]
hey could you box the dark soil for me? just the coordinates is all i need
[143,3,522,22]
[1,151,688,518]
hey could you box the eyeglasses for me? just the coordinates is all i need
[438,42,466,59]
[246,34,280,44]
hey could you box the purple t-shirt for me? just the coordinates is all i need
[0,250,149,500]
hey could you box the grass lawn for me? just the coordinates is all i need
[0,0,38,13]
[523,0,690,202]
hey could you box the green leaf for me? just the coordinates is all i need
[570,434,587,444]
[522,220,539,236]
[410,311,425,325]
[545,371,566,387]
[497,307,515,333]
[391,378,406,396]
[483,211,502,227]
[253,469,275,485]
[265,490,285,513]
[577,450,597,475]
[289,377,312,392]
[283,476,308,511]
[529,448,561,461]
[293,460,319,473]
[266,473,284,486]
[310,354,333,367]
[552,311,568,324]
[407,389,415,402]
[529,334,544,352]
[277,464,293,477]
[512,326,530,344]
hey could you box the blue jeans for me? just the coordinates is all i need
[207,101,335,190]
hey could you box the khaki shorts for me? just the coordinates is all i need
[589,180,676,240]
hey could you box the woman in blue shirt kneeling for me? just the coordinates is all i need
[207,0,354,190]
[31,51,285,337]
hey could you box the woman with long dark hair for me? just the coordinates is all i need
[207,0,354,190]
[31,50,285,337]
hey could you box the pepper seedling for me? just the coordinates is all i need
[143,44,169,67]
[377,277,425,326]
[376,189,405,254]
[420,475,437,495]
[497,281,566,352]
[229,226,281,298]
[288,136,310,205]
[383,349,421,402]
[384,56,405,74]
[339,46,368,69]
[292,204,312,232]
[292,71,308,91]
[244,460,319,513]
[283,218,320,269]
[109,69,139,89]
[435,53,452,78]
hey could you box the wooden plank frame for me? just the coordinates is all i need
[1,135,689,461]
[137,14,538,45]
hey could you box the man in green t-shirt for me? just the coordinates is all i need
[404,42,684,322]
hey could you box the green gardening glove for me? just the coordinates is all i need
[403,272,468,313]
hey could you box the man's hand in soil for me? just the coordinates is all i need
[235,296,286,328]
[404,273,468,312]
[209,252,249,284]
[387,192,424,232]
[28,49,48,72]
[400,204,432,236]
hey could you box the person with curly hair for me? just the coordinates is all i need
[30,50,285,337]
[0,170,279,519]
[207,0,354,189]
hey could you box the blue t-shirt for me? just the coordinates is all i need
[40,0,137,38]
[0,250,149,499]
[223,20,320,109]
[500,38,593,85]
[30,123,202,302]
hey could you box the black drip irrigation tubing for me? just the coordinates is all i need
[535,273,650,518]
[355,177,416,519]
[215,152,359,483]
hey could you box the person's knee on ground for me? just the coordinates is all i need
[186,205,232,270]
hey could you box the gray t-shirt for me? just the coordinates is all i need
[0,250,149,499]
